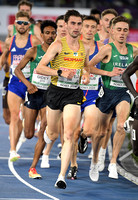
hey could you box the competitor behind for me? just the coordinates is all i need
[122,56,138,156]
[15,20,57,178]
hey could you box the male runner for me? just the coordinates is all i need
[1,11,41,162]
[36,9,121,189]
[88,16,138,181]
[122,56,138,156]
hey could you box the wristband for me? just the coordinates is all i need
[57,69,62,76]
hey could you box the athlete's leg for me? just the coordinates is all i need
[59,104,81,178]
[24,107,38,139]
[8,91,23,152]
[131,118,138,156]
[111,101,130,163]
[30,107,46,169]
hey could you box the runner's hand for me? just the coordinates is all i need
[109,67,124,77]
[27,83,38,94]
[81,74,90,85]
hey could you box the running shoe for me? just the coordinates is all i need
[9,151,20,162]
[124,116,134,133]
[89,161,99,182]
[57,151,61,160]
[88,149,93,159]
[67,166,78,180]
[78,129,88,154]
[40,155,50,168]
[44,131,52,144]
[55,175,66,189]
[108,163,118,179]
[28,168,42,179]
[97,148,106,172]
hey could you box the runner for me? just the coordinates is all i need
[1,11,41,162]
[7,0,42,41]
[36,9,122,189]
[88,16,138,182]
[122,56,138,156]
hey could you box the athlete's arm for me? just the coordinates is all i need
[7,24,13,38]
[14,46,38,94]
[82,45,90,85]
[34,25,43,42]
[31,35,42,46]
[0,37,11,70]
[36,40,75,79]
[89,44,123,77]
[122,56,138,99]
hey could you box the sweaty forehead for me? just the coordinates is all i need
[43,26,56,32]
[19,5,31,13]
[68,16,82,22]
[114,21,129,29]
[16,17,29,22]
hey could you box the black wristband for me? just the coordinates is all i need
[57,69,62,76]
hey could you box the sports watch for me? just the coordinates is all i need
[57,69,62,76]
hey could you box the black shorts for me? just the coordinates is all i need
[96,87,131,114]
[24,89,47,110]
[130,102,138,120]
[2,77,9,109]
[47,84,84,111]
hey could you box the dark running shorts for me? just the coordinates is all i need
[130,102,138,120]
[47,84,84,111]
[96,87,131,114]
[2,77,9,109]
[24,89,47,110]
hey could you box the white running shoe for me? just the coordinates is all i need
[55,175,66,189]
[97,148,106,172]
[89,161,99,182]
[124,116,134,133]
[44,131,52,144]
[9,151,20,162]
[57,143,62,148]
[88,149,93,159]
[108,163,118,179]
[40,155,50,168]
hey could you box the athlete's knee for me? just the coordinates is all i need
[3,114,10,125]
[64,129,74,141]
[24,128,34,139]
[47,128,59,141]
[116,122,126,134]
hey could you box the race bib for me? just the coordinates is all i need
[32,69,51,90]
[57,67,81,89]
[80,74,100,90]
[110,68,126,88]
[11,62,31,78]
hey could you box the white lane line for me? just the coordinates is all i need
[119,150,133,161]
[0,157,89,162]
[108,138,138,185]
[0,199,50,200]
[0,82,3,89]
[0,175,14,177]
[8,159,59,200]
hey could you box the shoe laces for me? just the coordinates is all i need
[29,168,37,174]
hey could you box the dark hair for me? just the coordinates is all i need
[18,0,33,10]
[101,8,118,18]
[90,8,101,16]
[112,16,130,27]
[56,15,64,24]
[40,20,57,33]
[15,11,30,19]
[83,15,99,24]
[64,9,83,23]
